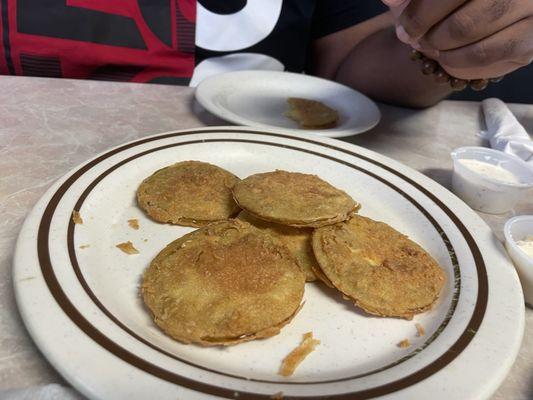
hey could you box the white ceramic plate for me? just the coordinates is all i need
[14,127,524,400]
[195,71,381,138]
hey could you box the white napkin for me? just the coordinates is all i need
[480,98,533,165]
[0,384,85,400]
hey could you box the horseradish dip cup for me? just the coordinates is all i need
[451,147,533,214]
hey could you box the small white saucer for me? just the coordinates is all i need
[195,70,381,138]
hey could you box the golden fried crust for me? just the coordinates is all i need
[310,263,334,288]
[312,215,445,319]
[285,98,339,129]
[279,332,320,377]
[237,211,317,282]
[137,161,240,227]
[232,170,359,228]
[141,220,305,346]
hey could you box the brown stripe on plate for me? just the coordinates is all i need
[68,139,460,384]
[37,129,488,399]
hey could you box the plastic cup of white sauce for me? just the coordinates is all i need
[504,215,533,306]
[451,147,533,214]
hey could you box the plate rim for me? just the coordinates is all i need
[13,126,525,400]
[194,70,382,138]
[65,135,463,385]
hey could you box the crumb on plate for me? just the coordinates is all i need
[415,323,425,337]
[116,241,139,255]
[398,339,410,348]
[279,332,320,377]
[72,210,83,225]
[79,244,90,249]
[128,219,140,230]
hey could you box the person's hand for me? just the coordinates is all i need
[381,0,533,80]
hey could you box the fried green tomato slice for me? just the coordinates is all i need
[284,97,339,129]
[232,170,359,228]
[312,215,446,319]
[237,211,318,282]
[141,220,305,346]
[137,161,240,227]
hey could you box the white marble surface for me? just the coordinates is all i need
[0,76,531,399]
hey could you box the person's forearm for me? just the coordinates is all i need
[335,27,452,109]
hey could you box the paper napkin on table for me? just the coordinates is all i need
[0,384,85,400]
[480,98,533,165]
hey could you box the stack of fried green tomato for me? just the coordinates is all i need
[138,162,445,346]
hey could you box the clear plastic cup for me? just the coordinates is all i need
[450,147,533,214]
[504,215,533,306]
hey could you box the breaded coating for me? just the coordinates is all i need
[141,220,305,346]
[279,332,320,377]
[72,210,83,225]
[116,241,139,255]
[237,211,317,282]
[310,263,334,288]
[398,339,410,348]
[137,161,240,227]
[233,170,359,228]
[284,98,339,129]
[415,323,425,337]
[312,215,445,319]
[128,219,140,230]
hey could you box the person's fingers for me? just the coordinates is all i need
[438,16,533,78]
[424,0,533,51]
[381,0,409,7]
[384,0,410,19]
[397,0,468,41]
[441,61,525,80]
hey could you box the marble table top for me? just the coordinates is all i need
[0,75,531,399]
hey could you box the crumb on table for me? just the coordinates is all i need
[116,241,139,255]
[270,392,284,400]
[128,219,140,230]
[279,332,320,377]
[398,339,410,348]
[415,323,425,337]
[72,210,83,225]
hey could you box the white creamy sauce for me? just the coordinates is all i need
[517,235,533,258]
[452,158,528,213]
[458,159,521,184]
